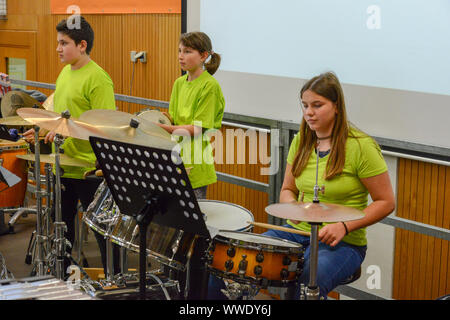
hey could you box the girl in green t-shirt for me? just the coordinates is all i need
[208,72,395,300]
[157,32,225,198]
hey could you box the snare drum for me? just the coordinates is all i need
[207,231,304,287]
[198,200,254,232]
[0,139,28,208]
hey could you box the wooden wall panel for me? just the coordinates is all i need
[393,159,449,300]
[3,1,180,110]
[121,14,180,114]
[206,125,271,234]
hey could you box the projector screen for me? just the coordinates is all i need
[188,0,450,149]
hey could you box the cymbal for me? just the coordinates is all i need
[1,91,43,117]
[265,202,365,223]
[42,93,54,111]
[0,116,33,127]
[17,153,95,168]
[16,108,107,140]
[137,110,171,126]
[79,109,172,139]
[79,109,176,150]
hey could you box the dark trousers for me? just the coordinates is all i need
[54,177,120,274]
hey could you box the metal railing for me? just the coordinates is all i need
[9,78,450,300]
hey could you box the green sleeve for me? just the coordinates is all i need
[287,133,301,165]
[89,82,116,111]
[168,80,178,122]
[192,82,223,130]
[357,137,388,178]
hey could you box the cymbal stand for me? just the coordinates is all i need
[44,163,53,253]
[32,126,49,276]
[53,133,67,280]
[302,143,323,300]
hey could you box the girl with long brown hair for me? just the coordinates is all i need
[265,71,395,298]
[208,71,395,299]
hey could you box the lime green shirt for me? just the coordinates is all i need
[53,60,116,179]
[168,71,225,189]
[286,128,388,246]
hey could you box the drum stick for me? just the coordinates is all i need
[18,134,46,140]
[247,221,311,237]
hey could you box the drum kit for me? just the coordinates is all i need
[0,91,366,300]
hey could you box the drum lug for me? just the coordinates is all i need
[225,259,234,271]
[280,268,289,280]
[238,255,248,276]
[282,256,291,266]
[253,265,262,276]
[256,251,264,263]
[227,246,236,258]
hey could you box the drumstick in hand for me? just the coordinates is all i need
[248,221,311,237]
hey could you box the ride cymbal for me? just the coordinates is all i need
[137,109,172,126]
[265,202,365,223]
[16,108,107,140]
[42,93,54,111]
[79,109,176,150]
[17,153,95,168]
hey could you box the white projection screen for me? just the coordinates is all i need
[187,0,450,149]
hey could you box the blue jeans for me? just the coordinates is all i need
[207,224,366,300]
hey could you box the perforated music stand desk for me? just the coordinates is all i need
[90,136,211,300]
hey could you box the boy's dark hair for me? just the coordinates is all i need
[56,15,94,55]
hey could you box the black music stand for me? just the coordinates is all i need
[89,136,211,300]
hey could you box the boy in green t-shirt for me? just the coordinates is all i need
[24,16,119,276]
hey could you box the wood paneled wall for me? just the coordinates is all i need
[393,159,450,300]
[207,125,271,234]
[1,0,180,106]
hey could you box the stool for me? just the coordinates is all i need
[339,266,361,285]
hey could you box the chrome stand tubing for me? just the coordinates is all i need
[33,126,46,276]
[53,134,66,280]
[106,238,115,283]
[305,144,322,300]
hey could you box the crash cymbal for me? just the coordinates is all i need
[17,153,95,168]
[1,91,43,117]
[79,109,172,140]
[79,109,176,150]
[0,116,33,127]
[42,93,54,111]
[137,109,172,126]
[265,202,365,223]
[16,108,107,140]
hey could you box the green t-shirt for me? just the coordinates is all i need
[286,128,388,246]
[168,71,225,189]
[53,60,116,179]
